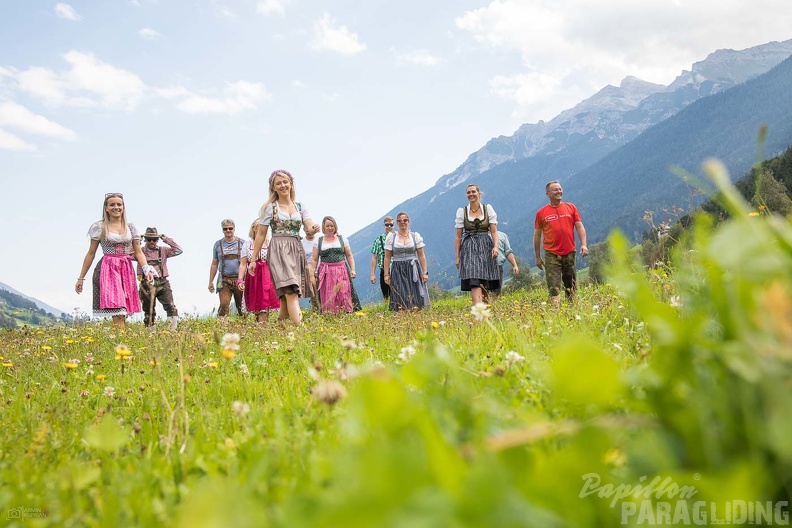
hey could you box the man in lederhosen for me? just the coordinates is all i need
[208,219,245,319]
[138,227,182,329]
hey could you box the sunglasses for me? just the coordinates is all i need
[105,192,124,198]
[397,219,410,223]
[144,237,158,241]
[384,223,394,227]
[223,227,235,231]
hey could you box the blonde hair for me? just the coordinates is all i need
[321,216,339,235]
[248,218,271,241]
[100,193,128,242]
[260,170,297,218]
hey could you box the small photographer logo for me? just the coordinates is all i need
[579,473,789,525]
[6,507,47,520]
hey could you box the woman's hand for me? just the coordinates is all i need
[384,274,390,285]
[350,270,357,279]
[420,273,428,284]
[455,257,460,269]
[236,279,245,291]
[370,274,376,284]
[491,247,499,259]
[75,279,84,294]
[145,271,154,283]
[247,261,256,276]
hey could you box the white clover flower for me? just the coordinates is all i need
[221,333,241,351]
[239,363,249,375]
[575,315,581,321]
[104,386,116,397]
[470,302,491,322]
[312,380,347,405]
[232,401,250,416]
[286,332,296,342]
[398,345,416,363]
[340,339,358,350]
[592,305,600,312]
[669,295,682,307]
[505,351,525,365]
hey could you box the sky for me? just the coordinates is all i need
[1,0,791,317]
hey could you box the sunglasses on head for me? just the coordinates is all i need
[384,223,394,227]
[105,192,123,199]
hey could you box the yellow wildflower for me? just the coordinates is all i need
[355,312,367,317]
[2,362,13,368]
[64,362,79,369]
[114,344,132,357]
[208,361,219,368]
[42,345,52,351]
[431,321,439,329]
[748,212,760,217]
[97,374,106,381]
[222,349,237,359]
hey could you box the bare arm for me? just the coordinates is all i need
[417,247,428,284]
[454,227,462,268]
[370,253,377,283]
[533,228,544,270]
[76,239,100,294]
[208,256,219,292]
[132,239,154,282]
[383,249,392,285]
[344,244,356,278]
[309,246,319,283]
[575,221,589,256]
[507,253,519,275]
[247,224,270,276]
[489,222,499,259]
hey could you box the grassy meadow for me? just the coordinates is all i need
[1,166,791,527]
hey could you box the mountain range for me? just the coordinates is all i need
[348,39,792,302]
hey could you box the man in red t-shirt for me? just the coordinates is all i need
[534,180,588,306]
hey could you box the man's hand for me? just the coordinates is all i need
[580,245,589,257]
[536,257,544,270]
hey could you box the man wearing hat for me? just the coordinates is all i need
[137,227,183,329]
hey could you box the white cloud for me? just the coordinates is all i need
[161,81,272,115]
[14,51,146,111]
[0,101,78,140]
[456,0,792,122]
[210,0,235,18]
[257,0,289,15]
[0,128,36,151]
[309,13,366,55]
[393,49,444,66]
[54,3,82,21]
[138,28,161,40]
[291,80,305,89]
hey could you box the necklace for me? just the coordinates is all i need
[470,204,481,214]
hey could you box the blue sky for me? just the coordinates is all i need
[1,0,790,316]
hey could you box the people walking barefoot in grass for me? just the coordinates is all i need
[75,193,154,330]
[309,216,361,314]
[248,169,320,326]
[455,183,499,306]
[238,219,280,323]
[383,212,430,311]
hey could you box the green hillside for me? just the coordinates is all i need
[0,288,65,328]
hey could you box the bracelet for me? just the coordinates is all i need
[77,277,84,281]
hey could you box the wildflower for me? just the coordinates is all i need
[232,401,250,416]
[612,343,623,351]
[431,321,439,329]
[208,361,219,368]
[222,349,237,359]
[505,351,525,365]
[2,362,13,368]
[308,366,321,381]
[312,380,347,405]
[239,363,249,375]
[114,344,132,357]
[340,339,357,350]
[85,353,94,363]
[669,295,682,307]
[86,369,94,376]
[220,333,241,351]
[575,315,581,320]
[603,448,627,467]
[355,312,367,317]
[470,302,491,321]
[65,359,80,369]
[286,332,296,342]
[42,345,52,351]
[398,345,416,363]
[97,374,106,381]
[104,386,116,397]
[748,212,760,217]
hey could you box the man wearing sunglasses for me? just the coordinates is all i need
[369,216,395,301]
[208,219,245,318]
[138,227,182,329]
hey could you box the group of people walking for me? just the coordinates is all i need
[76,173,588,329]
